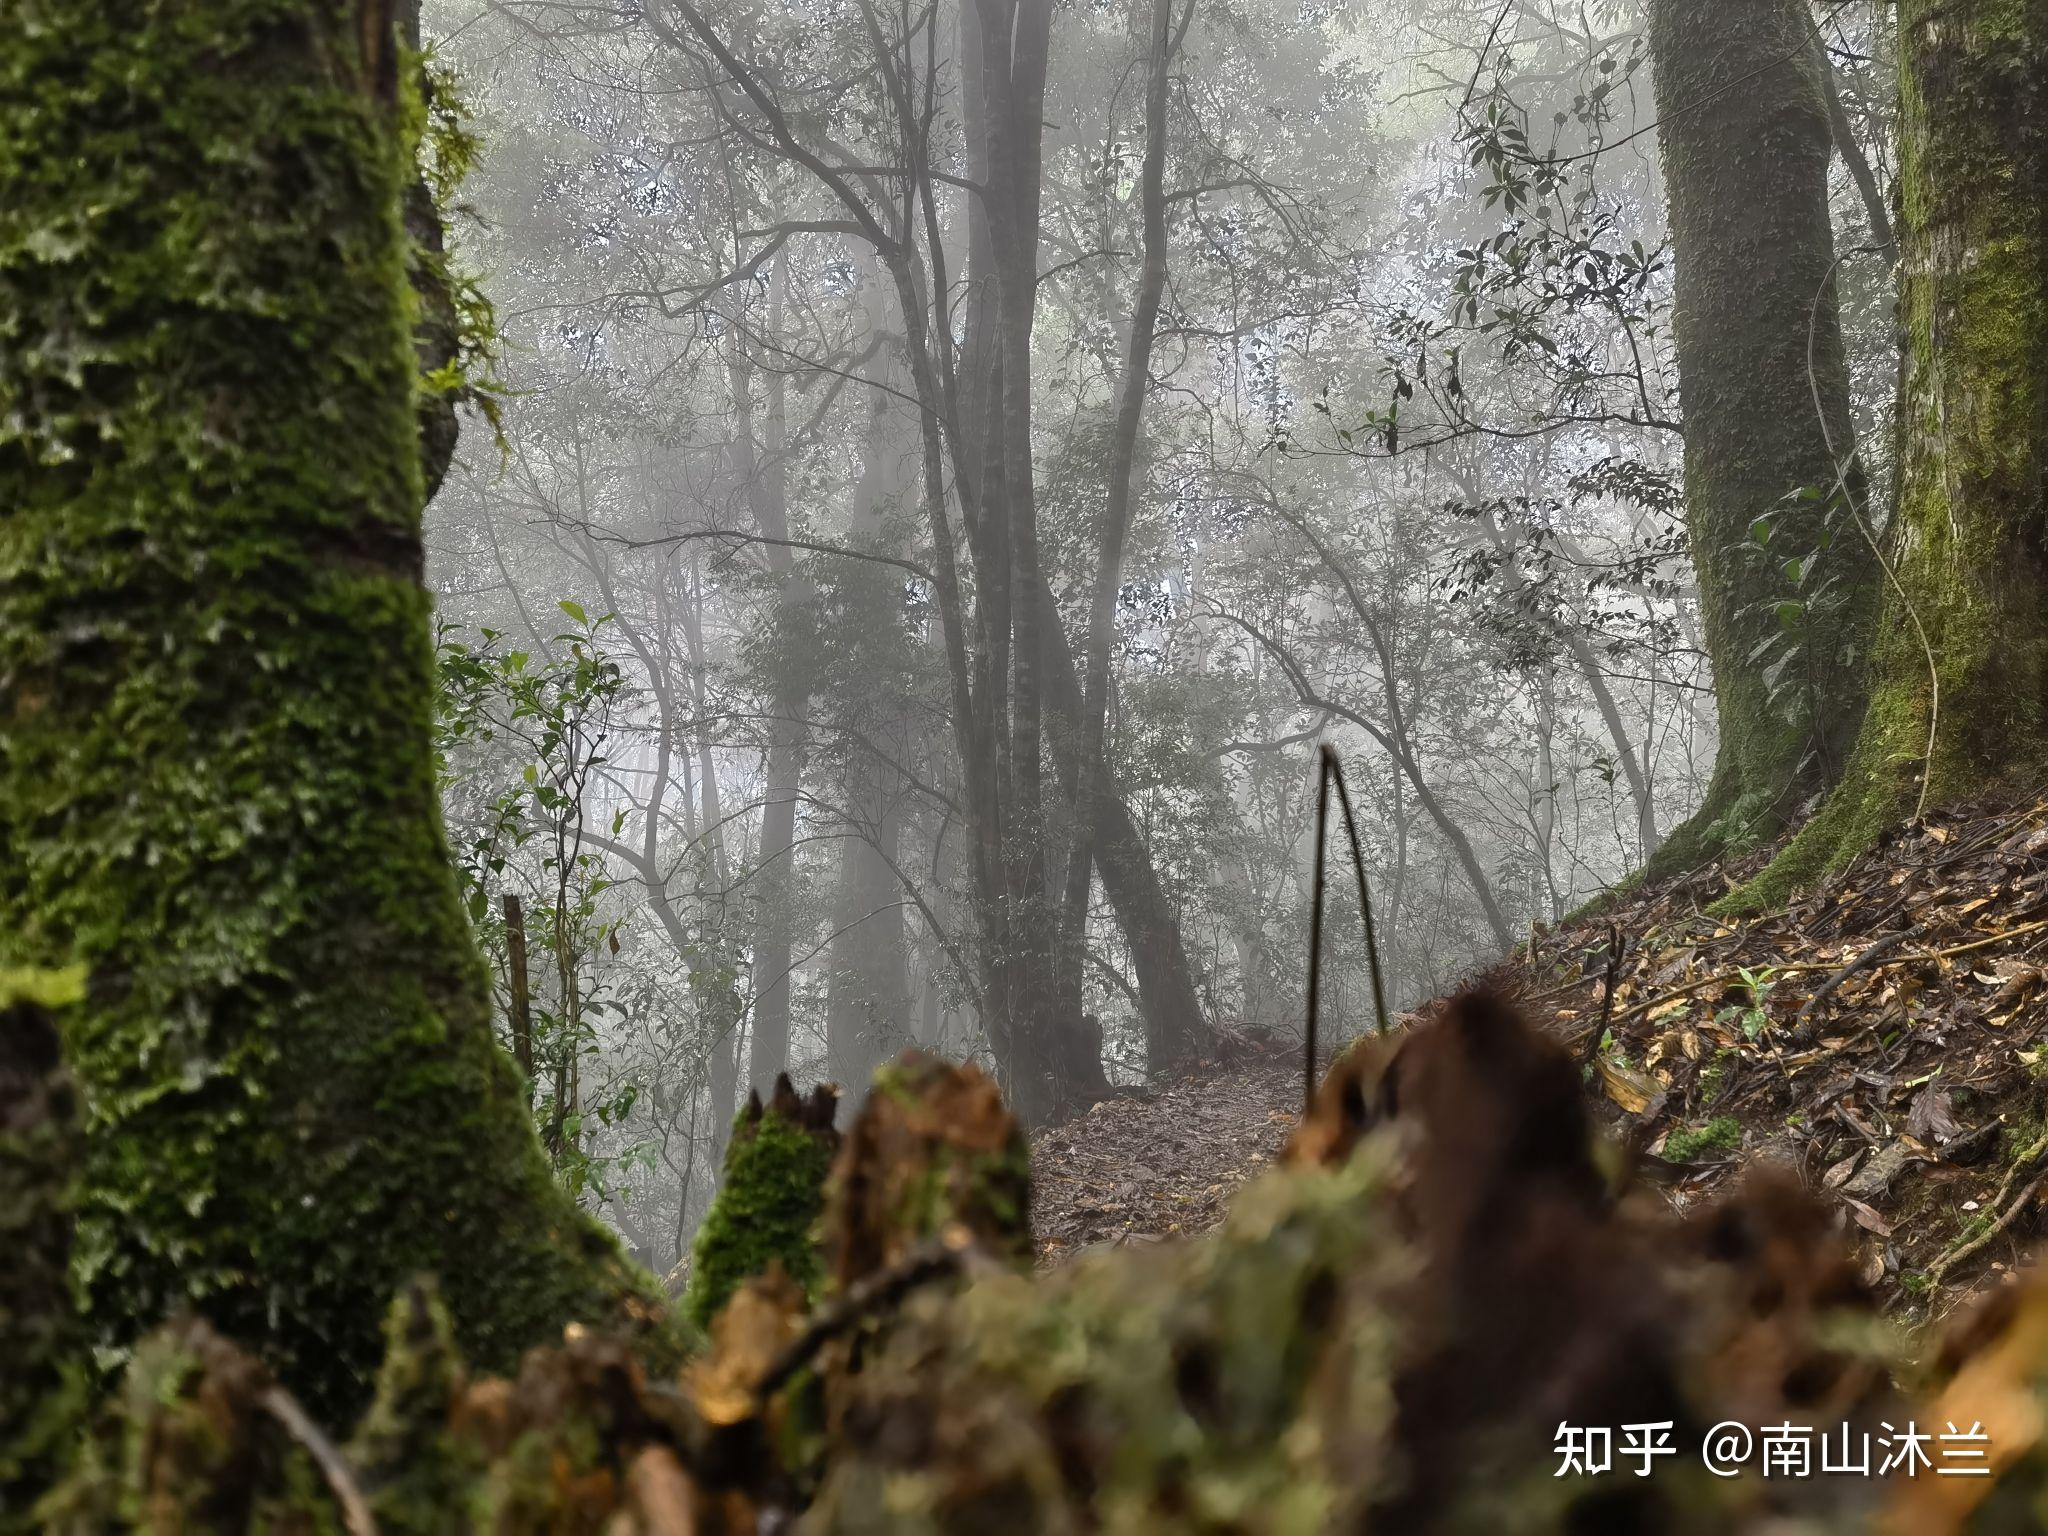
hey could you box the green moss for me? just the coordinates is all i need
[830,1054,1035,1281]
[1642,0,1882,884]
[1721,0,2048,912]
[684,1100,838,1331]
[0,986,86,1531]
[40,1319,339,1535]
[0,0,668,1419]
[1696,1049,1735,1108]
[1662,1117,1743,1163]
[2000,1103,2048,1167]
[348,1282,486,1535]
[805,1148,1411,1534]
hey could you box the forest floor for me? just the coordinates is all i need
[1030,1043,1302,1262]
[1034,791,2048,1322]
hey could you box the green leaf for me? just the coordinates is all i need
[558,598,588,625]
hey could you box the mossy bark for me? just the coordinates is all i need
[0,0,667,1419]
[0,973,87,1530]
[1725,0,2048,912]
[1644,0,1882,879]
[824,1052,1033,1289]
[685,1080,842,1332]
[398,0,463,502]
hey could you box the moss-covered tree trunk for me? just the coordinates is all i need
[0,974,85,1529]
[1644,0,1882,878]
[1730,0,2048,910]
[0,0,665,1418]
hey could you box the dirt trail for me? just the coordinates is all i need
[1035,794,2048,1316]
[1030,1050,1301,1261]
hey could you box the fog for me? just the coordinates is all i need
[416,0,1899,1275]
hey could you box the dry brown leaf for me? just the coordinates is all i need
[1823,1150,1866,1190]
[1908,1081,1962,1145]
[1595,1055,1661,1116]
[682,1268,805,1427]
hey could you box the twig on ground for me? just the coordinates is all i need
[1789,931,1913,1041]
[259,1386,378,1536]
[756,1232,980,1400]
[1923,1131,2048,1293]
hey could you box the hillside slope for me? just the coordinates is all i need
[1034,794,2048,1320]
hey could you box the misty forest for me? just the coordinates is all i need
[3,0,2047,1530]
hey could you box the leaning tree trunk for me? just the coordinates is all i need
[1057,0,1180,1072]
[1730,0,2048,910]
[1037,577,1218,1072]
[0,0,667,1420]
[1643,0,1882,879]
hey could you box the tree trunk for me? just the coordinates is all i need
[728,290,811,1094]
[824,272,916,1094]
[1730,0,2048,910]
[503,893,536,1087]
[0,0,666,1418]
[1037,578,1216,1068]
[1643,0,1882,878]
[1059,0,1181,1071]
[0,977,83,1518]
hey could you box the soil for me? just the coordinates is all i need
[1031,793,2048,1324]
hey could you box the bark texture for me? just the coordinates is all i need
[1729,0,2048,910]
[0,974,85,1529]
[1645,0,1882,877]
[0,0,668,1418]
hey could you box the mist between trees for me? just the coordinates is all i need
[412,0,1910,1277]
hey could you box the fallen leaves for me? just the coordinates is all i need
[1500,793,2048,1309]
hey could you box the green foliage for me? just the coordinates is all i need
[402,46,507,443]
[1711,965,1778,1041]
[436,606,649,1201]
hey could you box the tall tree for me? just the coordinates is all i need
[0,0,664,1416]
[1733,0,2047,907]
[727,293,812,1094]
[1644,0,1881,876]
[823,270,918,1092]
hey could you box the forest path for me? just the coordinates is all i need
[1030,1049,1302,1263]
[1034,792,2048,1317]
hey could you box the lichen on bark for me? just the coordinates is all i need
[0,0,670,1419]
